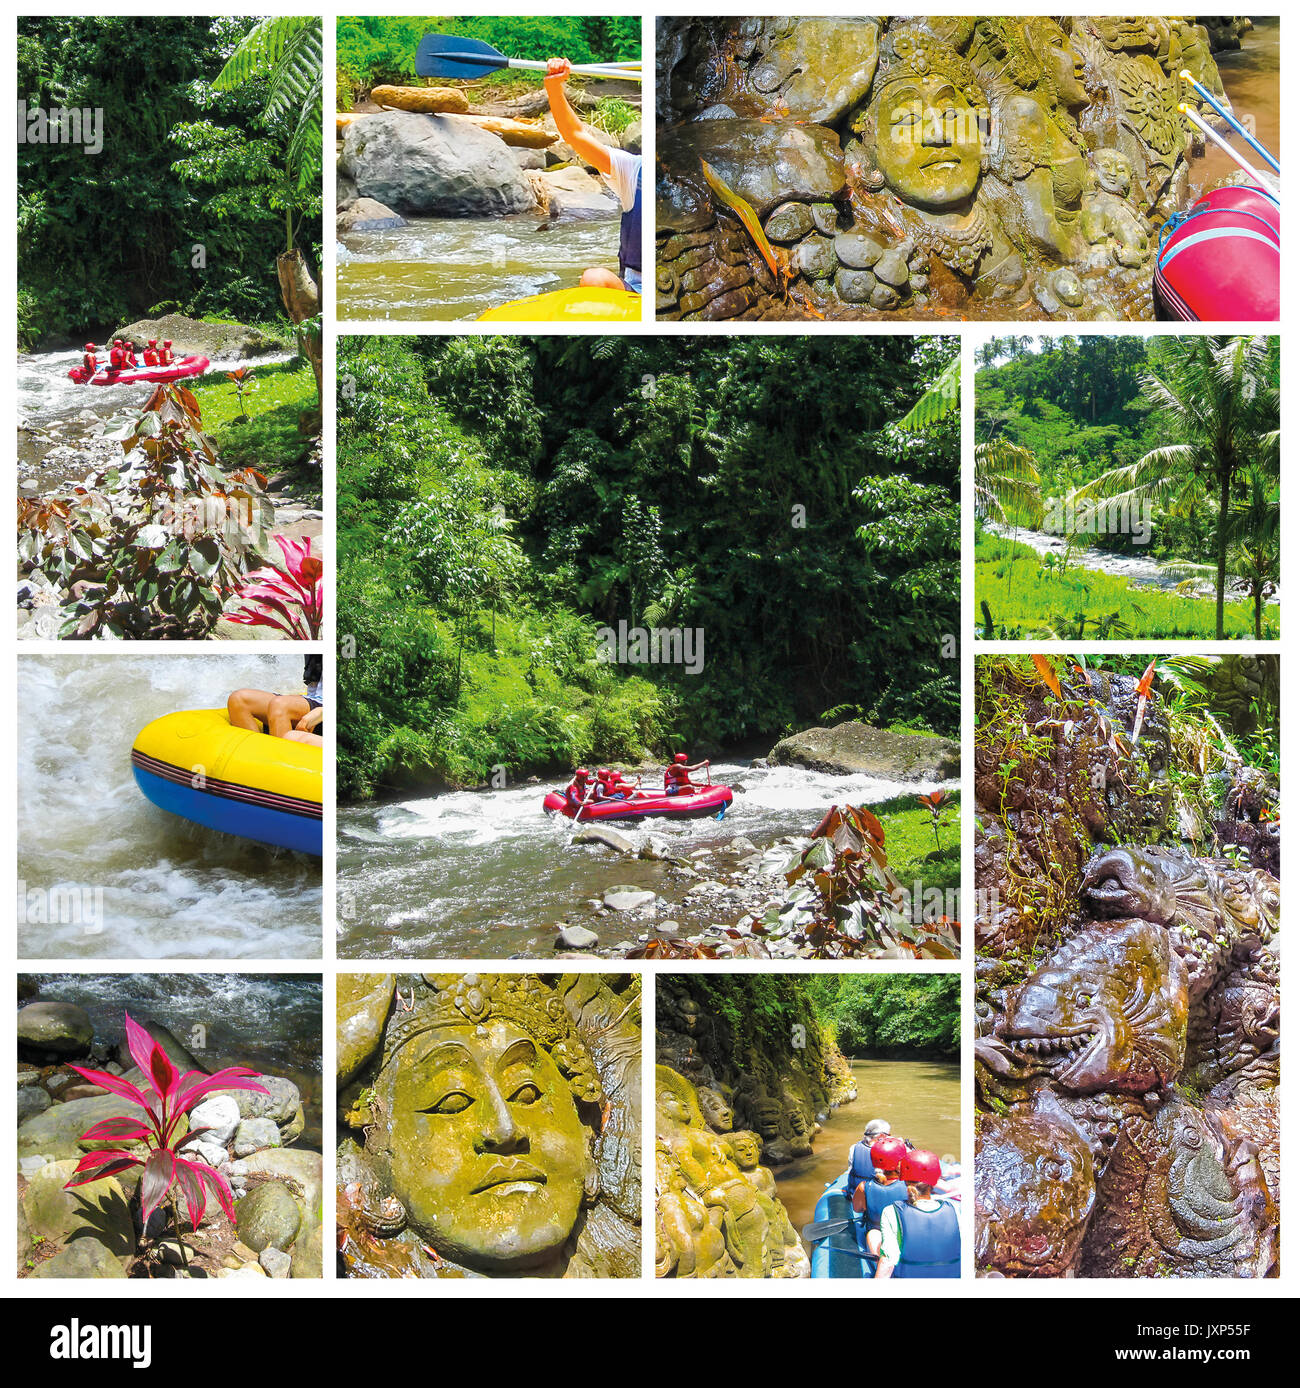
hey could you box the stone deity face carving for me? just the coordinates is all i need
[1091,17,1159,54]
[698,1086,734,1132]
[385,1018,589,1270]
[876,76,983,209]
[1029,21,1087,109]
[728,1131,762,1170]
[1092,149,1133,197]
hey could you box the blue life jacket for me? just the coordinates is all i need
[893,1200,960,1279]
[847,1141,875,1192]
[864,1177,908,1233]
[619,165,642,278]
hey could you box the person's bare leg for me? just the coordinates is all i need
[267,694,309,739]
[228,688,276,731]
[283,729,324,746]
[580,267,626,290]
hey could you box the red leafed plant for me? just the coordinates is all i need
[64,1012,268,1275]
[225,533,323,639]
[917,788,950,850]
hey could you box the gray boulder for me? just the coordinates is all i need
[30,1240,127,1279]
[290,1222,324,1279]
[341,111,536,217]
[572,825,633,854]
[768,720,960,780]
[235,1182,301,1253]
[337,196,406,233]
[18,1087,52,1123]
[16,1002,94,1056]
[233,1117,281,1157]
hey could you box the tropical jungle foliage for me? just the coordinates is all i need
[336,14,640,103]
[18,16,323,344]
[975,336,1279,640]
[338,335,959,799]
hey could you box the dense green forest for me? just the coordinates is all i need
[691,975,959,1061]
[18,16,323,344]
[336,14,639,103]
[338,335,959,799]
[976,335,1279,640]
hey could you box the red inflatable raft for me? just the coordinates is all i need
[544,783,734,822]
[68,354,211,386]
[1154,185,1280,321]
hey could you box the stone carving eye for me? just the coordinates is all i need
[426,1090,473,1115]
[510,1082,542,1106]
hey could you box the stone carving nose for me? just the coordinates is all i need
[475,1082,523,1152]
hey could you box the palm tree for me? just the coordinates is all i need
[1069,336,1278,638]
[974,439,1042,524]
[214,16,323,409]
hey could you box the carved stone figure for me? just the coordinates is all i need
[974,663,1279,1278]
[336,973,641,1278]
[656,15,1251,321]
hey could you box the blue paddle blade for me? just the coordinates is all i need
[716,806,726,820]
[415,32,508,80]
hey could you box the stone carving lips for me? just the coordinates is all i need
[472,1158,548,1196]
[997,919,1188,1093]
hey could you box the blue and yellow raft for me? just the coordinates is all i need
[131,709,322,857]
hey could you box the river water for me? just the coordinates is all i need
[337,758,955,958]
[21,973,323,1148]
[1192,19,1279,195]
[983,522,1281,605]
[337,213,622,322]
[774,1057,962,1250]
[18,655,322,960]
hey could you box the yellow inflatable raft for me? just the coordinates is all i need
[477,287,642,324]
[131,710,323,856]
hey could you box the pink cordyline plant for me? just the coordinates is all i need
[64,1012,268,1274]
[226,533,323,639]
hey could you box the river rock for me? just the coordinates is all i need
[792,233,838,280]
[873,248,910,288]
[337,197,406,233]
[235,1182,301,1253]
[189,1095,241,1148]
[16,1066,42,1087]
[259,1246,292,1278]
[337,172,358,211]
[341,111,537,217]
[622,121,642,154]
[223,1075,301,1132]
[764,201,814,242]
[16,1002,94,1056]
[238,1149,323,1219]
[22,1159,135,1257]
[536,165,619,221]
[769,720,960,780]
[233,1117,281,1157]
[290,1222,324,1279]
[834,267,878,303]
[113,314,287,361]
[18,1094,142,1162]
[603,888,657,912]
[30,1241,128,1279]
[659,119,845,218]
[17,1087,52,1123]
[572,826,633,854]
[835,231,884,268]
[557,924,600,951]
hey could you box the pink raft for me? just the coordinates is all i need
[544,783,734,822]
[69,354,210,386]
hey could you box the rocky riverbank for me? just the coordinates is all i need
[17,991,323,1280]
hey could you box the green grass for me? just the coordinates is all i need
[976,531,1278,640]
[872,792,960,896]
[190,357,320,499]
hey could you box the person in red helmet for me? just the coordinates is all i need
[595,766,640,801]
[564,767,594,810]
[859,1136,910,1269]
[664,752,709,795]
[81,343,98,380]
[121,338,138,369]
[875,1148,960,1279]
[143,338,160,367]
[107,339,125,373]
[160,339,175,365]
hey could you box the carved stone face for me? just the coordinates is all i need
[657,1087,692,1128]
[385,1020,588,1270]
[876,77,983,209]
[1092,16,1158,54]
[698,1087,734,1132]
[1033,22,1086,109]
[1092,149,1132,197]
[728,1132,762,1169]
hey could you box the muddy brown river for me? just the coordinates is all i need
[774,1057,961,1249]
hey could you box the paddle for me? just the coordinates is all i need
[416,33,643,82]
[801,1216,856,1242]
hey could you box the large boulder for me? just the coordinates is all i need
[337,197,406,233]
[30,1240,128,1279]
[238,1149,323,1221]
[290,1222,324,1279]
[235,1182,301,1253]
[536,166,619,222]
[113,314,288,361]
[16,1002,94,1057]
[341,111,537,217]
[22,1159,135,1258]
[18,1094,142,1163]
[768,721,960,780]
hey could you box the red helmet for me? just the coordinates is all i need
[163,339,173,346]
[84,342,95,350]
[674,753,689,763]
[870,1136,908,1173]
[901,1149,942,1186]
[148,339,157,346]
[574,768,590,781]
